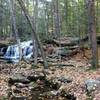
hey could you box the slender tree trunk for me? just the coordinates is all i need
[17,0,48,69]
[10,0,22,61]
[33,0,38,65]
[44,0,48,38]
[0,0,3,36]
[51,1,54,38]
[53,0,61,39]
[76,0,81,48]
[85,0,98,68]
[96,0,99,32]
[64,0,68,34]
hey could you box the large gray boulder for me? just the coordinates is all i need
[85,79,100,92]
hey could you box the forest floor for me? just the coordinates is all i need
[0,45,100,100]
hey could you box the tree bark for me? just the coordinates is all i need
[33,0,38,65]
[53,0,61,39]
[10,0,22,61]
[85,0,98,68]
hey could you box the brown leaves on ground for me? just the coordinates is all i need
[0,51,100,100]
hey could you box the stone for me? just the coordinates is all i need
[85,79,100,92]
[57,76,72,83]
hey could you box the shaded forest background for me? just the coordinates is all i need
[0,0,100,40]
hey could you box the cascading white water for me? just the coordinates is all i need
[4,40,34,63]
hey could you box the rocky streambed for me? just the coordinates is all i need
[7,70,76,100]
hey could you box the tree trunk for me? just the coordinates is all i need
[85,0,98,68]
[0,0,3,36]
[53,0,61,39]
[10,0,22,61]
[44,0,48,38]
[64,0,68,34]
[33,0,38,65]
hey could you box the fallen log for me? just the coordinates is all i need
[44,38,77,46]
[44,35,100,46]
[44,36,88,46]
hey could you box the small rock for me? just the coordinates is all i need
[14,83,27,88]
[28,82,38,90]
[51,90,60,96]
[57,77,72,83]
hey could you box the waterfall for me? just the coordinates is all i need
[4,40,34,63]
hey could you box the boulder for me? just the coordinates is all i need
[85,79,100,92]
